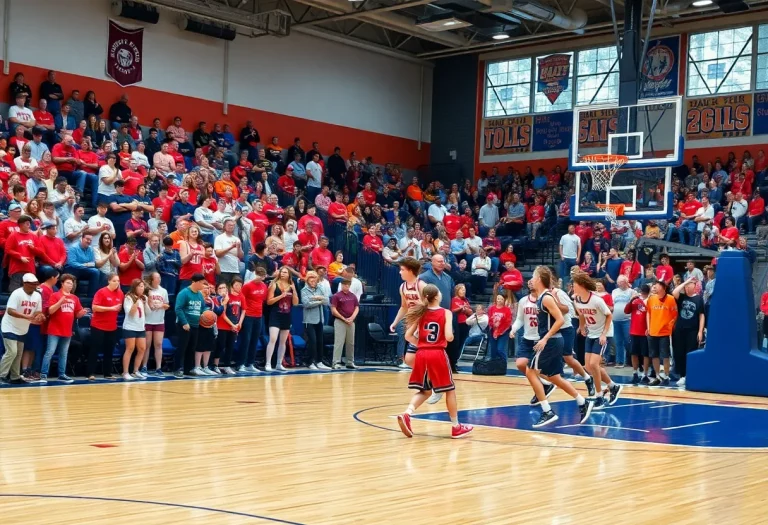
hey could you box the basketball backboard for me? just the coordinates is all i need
[570,166,673,221]
[569,96,684,171]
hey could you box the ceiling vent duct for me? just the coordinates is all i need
[111,0,160,24]
[178,17,237,40]
[486,0,588,31]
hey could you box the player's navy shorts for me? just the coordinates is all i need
[560,326,575,357]
[530,336,564,377]
[515,337,537,361]
[408,348,454,393]
[631,334,649,357]
[405,343,418,354]
[585,336,612,356]
[648,335,671,359]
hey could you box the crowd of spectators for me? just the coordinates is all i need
[0,69,764,386]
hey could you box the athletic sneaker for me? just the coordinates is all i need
[133,371,147,380]
[427,392,443,405]
[592,396,606,411]
[122,373,134,381]
[224,367,237,375]
[607,384,623,406]
[208,367,221,375]
[532,410,559,428]
[397,362,411,370]
[317,362,331,370]
[648,377,661,387]
[332,363,344,370]
[346,363,358,370]
[677,376,686,387]
[451,423,474,438]
[189,367,204,376]
[139,366,149,376]
[660,377,671,387]
[275,364,287,372]
[39,374,49,384]
[640,375,650,385]
[530,383,557,406]
[245,365,260,374]
[397,413,414,438]
[154,369,165,378]
[308,363,318,370]
[174,370,184,379]
[585,375,596,397]
[200,368,215,376]
[265,365,274,372]
[578,399,595,423]
[631,373,640,385]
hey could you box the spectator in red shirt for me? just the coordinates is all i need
[118,237,145,289]
[443,206,462,239]
[263,194,284,225]
[277,167,296,197]
[297,203,324,237]
[121,159,144,196]
[499,243,517,268]
[625,284,650,384]
[152,185,175,225]
[619,249,643,285]
[361,182,376,206]
[500,260,523,292]
[363,224,384,253]
[88,273,124,380]
[282,240,308,279]
[5,214,38,291]
[51,134,79,188]
[328,192,348,224]
[33,98,56,146]
[75,138,100,206]
[310,236,333,270]
[298,220,319,253]
[718,216,740,248]
[36,221,67,271]
[575,221,592,248]
[0,202,23,246]
[526,196,545,239]
[487,294,513,360]
[747,189,766,233]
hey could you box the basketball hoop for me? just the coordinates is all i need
[580,154,628,191]
[596,203,625,223]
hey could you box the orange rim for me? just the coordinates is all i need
[581,154,629,164]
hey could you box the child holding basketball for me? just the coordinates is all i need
[396,284,473,439]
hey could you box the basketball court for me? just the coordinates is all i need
[1,369,767,524]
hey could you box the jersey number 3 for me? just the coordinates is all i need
[424,322,440,343]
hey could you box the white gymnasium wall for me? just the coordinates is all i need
[3,0,431,142]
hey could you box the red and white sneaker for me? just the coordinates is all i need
[451,423,474,439]
[397,413,414,438]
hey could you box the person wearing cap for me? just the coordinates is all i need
[277,167,296,202]
[174,273,208,377]
[5,215,38,291]
[0,272,42,385]
[36,220,67,269]
[8,93,35,135]
[28,127,50,161]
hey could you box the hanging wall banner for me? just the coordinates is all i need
[482,116,533,155]
[685,94,752,140]
[577,108,618,149]
[537,54,571,104]
[639,35,680,99]
[107,20,144,87]
[532,111,573,152]
[754,92,768,136]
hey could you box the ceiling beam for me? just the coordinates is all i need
[296,0,437,26]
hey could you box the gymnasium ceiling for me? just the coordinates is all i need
[135,0,768,62]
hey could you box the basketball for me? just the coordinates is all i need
[199,310,217,328]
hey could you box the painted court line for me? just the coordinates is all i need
[650,404,679,409]
[603,401,658,410]
[662,420,720,431]
[556,424,650,433]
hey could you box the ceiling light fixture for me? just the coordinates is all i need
[492,34,510,40]
[692,0,713,6]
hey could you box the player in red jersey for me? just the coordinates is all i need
[396,284,473,439]
[388,257,426,369]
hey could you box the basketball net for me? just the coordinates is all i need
[580,154,628,191]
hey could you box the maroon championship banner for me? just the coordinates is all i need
[106,20,144,87]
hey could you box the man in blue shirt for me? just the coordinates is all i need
[108,180,139,245]
[64,234,103,296]
[29,129,49,161]
[171,189,196,227]
[532,169,548,190]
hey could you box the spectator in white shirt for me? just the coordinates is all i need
[464,305,489,347]
[427,201,448,226]
[305,153,323,203]
[8,94,35,133]
[340,266,363,301]
[558,224,581,285]
[693,196,714,245]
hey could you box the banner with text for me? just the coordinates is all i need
[537,54,571,105]
[532,111,573,152]
[639,35,680,99]
[685,94,752,140]
[754,92,768,136]
[107,20,144,87]
[576,108,618,149]
[482,116,533,155]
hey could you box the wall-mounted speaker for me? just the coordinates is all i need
[111,1,160,24]
[178,17,237,41]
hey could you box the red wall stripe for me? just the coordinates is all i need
[1,61,430,170]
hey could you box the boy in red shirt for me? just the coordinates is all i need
[625,284,650,385]
[655,254,674,283]
[202,243,220,285]
[238,267,268,372]
[117,237,145,289]
[363,224,384,253]
[282,241,308,279]
[310,236,334,270]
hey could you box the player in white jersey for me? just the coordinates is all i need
[389,257,426,369]
[550,282,595,397]
[572,272,622,410]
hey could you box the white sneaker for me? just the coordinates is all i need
[224,367,237,375]
[245,365,261,373]
[132,371,147,380]
[201,368,215,376]
[317,362,331,370]
[210,367,221,375]
[309,363,318,370]
[237,365,247,373]
[427,392,443,405]
[190,367,203,376]
[333,363,344,370]
[275,364,287,372]
[677,376,686,387]
[397,362,411,369]
[264,365,274,372]
[122,373,134,381]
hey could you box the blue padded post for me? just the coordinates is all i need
[687,251,768,397]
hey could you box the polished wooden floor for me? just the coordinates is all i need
[1,369,767,524]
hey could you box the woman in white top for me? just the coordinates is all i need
[121,278,148,380]
[97,153,121,198]
[95,233,120,276]
[142,272,170,377]
[282,220,299,251]
[470,247,492,298]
